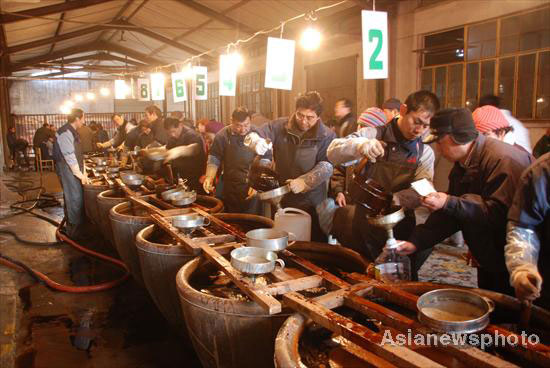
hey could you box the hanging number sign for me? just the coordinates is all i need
[171,72,187,103]
[264,37,295,90]
[219,54,237,96]
[150,73,165,101]
[193,66,207,100]
[137,78,150,101]
[362,10,388,79]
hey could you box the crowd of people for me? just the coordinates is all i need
[10,90,549,309]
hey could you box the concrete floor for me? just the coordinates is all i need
[0,171,200,368]
[0,170,477,368]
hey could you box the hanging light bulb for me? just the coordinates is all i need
[64,100,74,108]
[115,80,129,99]
[100,87,110,96]
[86,92,96,100]
[74,93,84,102]
[182,63,194,80]
[60,105,71,114]
[228,52,244,69]
[300,27,322,51]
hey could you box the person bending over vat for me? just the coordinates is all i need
[396,108,534,295]
[327,90,439,280]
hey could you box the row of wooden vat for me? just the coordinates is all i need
[82,182,370,368]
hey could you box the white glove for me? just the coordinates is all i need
[244,132,272,155]
[69,164,88,184]
[359,139,386,162]
[203,177,214,194]
[511,270,542,301]
[287,178,307,194]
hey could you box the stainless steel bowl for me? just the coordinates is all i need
[144,147,167,161]
[106,167,120,173]
[171,213,209,230]
[162,187,186,201]
[95,165,107,173]
[417,288,495,334]
[171,191,197,207]
[120,173,144,187]
[245,228,295,251]
[230,247,284,275]
[257,184,291,201]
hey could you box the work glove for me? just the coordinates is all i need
[511,270,542,302]
[97,141,111,149]
[244,132,272,155]
[287,178,307,194]
[359,139,386,162]
[245,187,257,200]
[203,177,215,194]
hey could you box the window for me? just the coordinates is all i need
[536,51,550,118]
[237,71,273,118]
[498,57,515,112]
[467,21,497,60]
[420,6,549,117]
[500,8,550,54]
[516,53,536,118]
[424,28,465,67]
[196,82,219,121]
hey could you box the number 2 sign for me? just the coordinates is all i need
[362,11,388,79]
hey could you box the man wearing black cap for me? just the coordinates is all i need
[397,108,534,294]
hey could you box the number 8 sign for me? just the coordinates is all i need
[362,11,388,79]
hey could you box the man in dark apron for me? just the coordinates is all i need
[53,108,88,239]
[248,92,336,242]
[328,90,440,279]
[203,107,263,214]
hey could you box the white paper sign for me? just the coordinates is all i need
[411,179,436,197]
[362,10,388,79]
[219,54,237,96]
[171,72,187,103]
[137,78,150,101]
[264,37,295,90]
[193,66,207,100]
[150,73,165,101]
[114,79,128,100]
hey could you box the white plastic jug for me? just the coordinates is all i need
[274,207,311,241]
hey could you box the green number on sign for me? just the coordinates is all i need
[368,29,383,70]
[196,74,205,96]
[175,79,185,97]
[140,84,148,98]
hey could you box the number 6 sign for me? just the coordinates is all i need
[362,11,388,79]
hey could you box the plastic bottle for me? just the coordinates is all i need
[374,240,411,282]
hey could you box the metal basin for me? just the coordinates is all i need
[144,147,167,161]
[106,167,120,173]
[92,157,107,166]
[171,213,209,230]
[162,186,189,201]
[171,191,197,207]
[417,288,495,333]
[230,247,284,275]
[120,172,144,187]
[257,184,290,201]
[245,228,295,251]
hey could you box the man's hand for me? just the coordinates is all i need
[81,175,89,185]
[203,177,214,194]
[335,192,347,207]
[255,138,272,155]
[96,142,106,149]
[396,241,417,255]
[359,139,386,162]
[287,178,307,194]
[512,271,542,302]
[421,192,449,211]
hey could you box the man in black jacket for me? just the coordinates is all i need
[164,117,206,192]
[397,108,534,294]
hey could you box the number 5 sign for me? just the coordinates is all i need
[193,66,207,101]
[362,10,388,79]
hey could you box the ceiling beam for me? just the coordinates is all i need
[0,23,10,76]
[10,41,165,72]
[120,20,214,63]
[147,0,250,58]
[7,25,105,54]
[103,0,147,43]
[0,0,115,25]
[174,0,257,34]
[47,52,147,66]
[48,1,68,55]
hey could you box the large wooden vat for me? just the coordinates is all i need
[136,213,273,331]
[83,181,109,225]
[96,189,126,245]
[176,242,368,368]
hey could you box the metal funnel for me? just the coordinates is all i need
[257,184,291,212]
[366,206,405,248]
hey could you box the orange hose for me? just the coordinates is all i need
[0,219,130,293]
